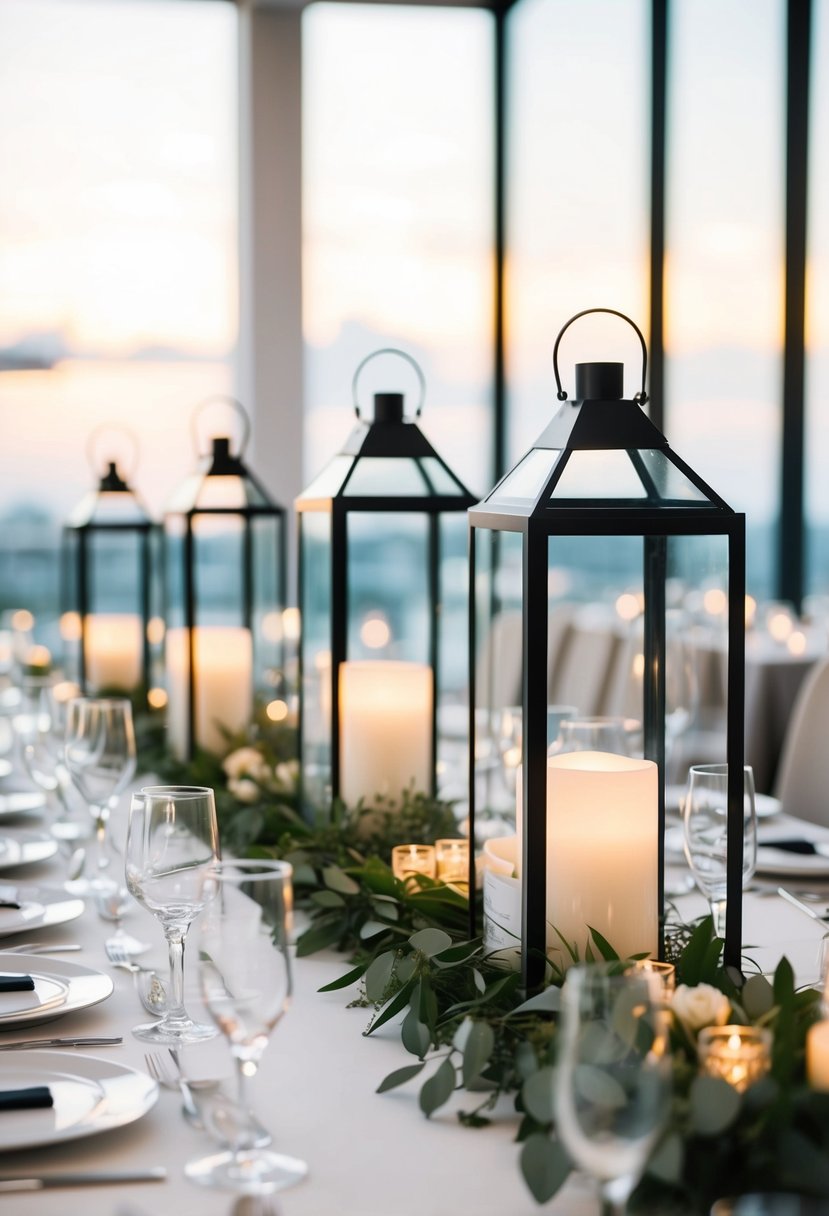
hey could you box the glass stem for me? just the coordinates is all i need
[233,1054,259,1152]
[710,898,727,938]
[92,805,109,872]
[164,929,188,1026]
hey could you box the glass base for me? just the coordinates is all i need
[132,1016,218,1046]
[185,1148,308,1195]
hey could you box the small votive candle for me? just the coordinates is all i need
[698,1025,772,1093]
[631,958,676,994]
[806,1021,829,1090]
[435,838,470,890]
[391,844,436,882]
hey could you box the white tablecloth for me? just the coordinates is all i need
[0,837,827,1216]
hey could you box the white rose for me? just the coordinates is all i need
[227,777,260,804]
[672,982,731,1034]
[223,747,269,782]
[273,760,299,792]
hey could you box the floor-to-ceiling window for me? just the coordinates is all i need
[0,0,238,645]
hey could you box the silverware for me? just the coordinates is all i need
[2,943,82,954]
[0,1035,123,1051]
[777,886,829,922]
[0,1167,166,1192]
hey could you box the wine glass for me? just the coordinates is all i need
[554,966,671,1216]
[64,697,136,883]
[125,785,220,1045]
[683,763,757,937]
[14,677,86,840]
[551,716,641,756]
[186,859,308,1195]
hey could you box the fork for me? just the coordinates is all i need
[144,1050,205,1127]
[105,938,157,973]
[2,942,82,954]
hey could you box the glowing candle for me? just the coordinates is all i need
[698,1025,771,1092]
[436,838,469,890]
[391,844,436,882]
[339,660,432,807]
[166,625,253,759]
[84,613,142,691]
[807,1021,829,1091]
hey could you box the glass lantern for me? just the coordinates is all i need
[163,397,286,760]
[470,310,746,988]
[296,349,476,815]
[61,432,154,699]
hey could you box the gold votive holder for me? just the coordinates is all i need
[435,838,469,890]
[391,844,436,882]
[698,1025,772,1093]
[630,958,677,994]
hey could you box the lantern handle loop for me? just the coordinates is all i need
[85,424,140,483]
[351,348,426,420]
[190,396,252,458]
[552,308,649,405]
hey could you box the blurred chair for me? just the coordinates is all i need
[774,656,829,826]
[475,604,575,713]
[549,606,619,716]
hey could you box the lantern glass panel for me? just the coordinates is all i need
[252,514,284,693]
[347,513,429,661]
[487,448,561,508]
[302,456,354,500]
[192,515,245,625]
[344,459,431,497]
[164,516,186,634]
[300,511,333,809]
[551,450,648,500]
[636,450,711,503]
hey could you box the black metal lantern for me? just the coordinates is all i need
[163,397,287,760]
[61,430,154,698]
[469,309,746,988]
[296,349,476,815]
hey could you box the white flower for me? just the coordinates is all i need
[223,747,269,783]
[273,760,299,793]
[227,777,261,804]
[672,982,731,1034]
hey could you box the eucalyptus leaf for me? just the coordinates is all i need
[396,955,417,984]
[433,940,482,967]
[409,927,453,958]
[291,863,317,887]
[318,961,367,993]
[588,926,620,962]
[376,1061,426,1094]
[462,1021,495,1086]
[359,919,389,941]
[372,898,399,922]
[402,1008,431,1058]
[366,979,415,1035]
[472,969,486,995]
[322,865,361,897]
[689,1075,741,1135]
[364,951,395,1003]
[510,987,561,1016]
[419,1057,456,1118]
[520,1133,571,1204]
[522,1065,556,1125]
[515,1040,539,1082]
[646,1132,684,1184]
[311,890,345,909]
[295,916,345,957]
[574,1064,628,1111]
[742,973,775,1019]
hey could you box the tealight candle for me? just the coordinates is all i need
[631,958,676,994]
[698,1025,771,1092]
[392,844,436,882]
[435,838,469,890]
[806,1021,829,1090]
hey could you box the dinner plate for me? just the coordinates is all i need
[0,830,58,871]
[0,1050,158,1151]
[755,846,829,878]
[0,883,84,939]
[0,791,46,818]
[0,970,69,1023]
[666,786,782,820]
[0,953,112,1030]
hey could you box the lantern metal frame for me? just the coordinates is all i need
[163,396,287,760]
[62,433,154,697]
[467,309,746,989]
[295,349,477,813]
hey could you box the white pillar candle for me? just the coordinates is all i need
[807,1021,829,1091]
[339,660,432,807]
[85,613,142,691]
[546,751,658,962]
[166,625,253,759]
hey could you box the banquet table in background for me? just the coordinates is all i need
[2,831,829,1216]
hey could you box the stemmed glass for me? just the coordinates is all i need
[125,785,220,1045]
[64,697,136,885]
[554,966,671,1216]
[14,677,86,839]
[186,859,308,1195]
[683,763,758,937]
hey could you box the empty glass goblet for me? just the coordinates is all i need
[683,763,757,937]
[186,858,308,1195]
[554,965,671,1216]
[64,696,136,883]
[125,785,220,1046]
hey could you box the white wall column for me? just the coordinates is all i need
[238,1,304,598]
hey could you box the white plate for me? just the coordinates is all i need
[0,953,112,1029]
[0,1050,158,1151]
[0,830,58,871]
[0,971,69,1022]
[666,786,782,820]
[0,883,84,939]
[0,791,45,818]
[755,846,829,878]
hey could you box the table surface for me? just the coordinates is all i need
[0,815,828,1216]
